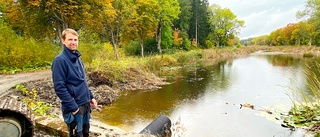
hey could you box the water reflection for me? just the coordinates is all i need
[93,53,313,136]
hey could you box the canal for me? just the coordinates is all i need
[94,52,314,137]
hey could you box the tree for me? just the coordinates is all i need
[208,4,244,47]
[291,21,308,46]
[282,23,295,45]
[297,0,320,46]
[123,0,161,57]
[108,0,124,60]
[155,0,180,54]
[189,0,210,47]
[174,0,192,36]
[1,0,111,42]
[5,0,82,40]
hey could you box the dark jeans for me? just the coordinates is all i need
[63,103,91,137]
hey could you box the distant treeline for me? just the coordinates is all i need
[241,0,320,47]
[0,0,244,58]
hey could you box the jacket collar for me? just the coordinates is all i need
[63,45,81,62]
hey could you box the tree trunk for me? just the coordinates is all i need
[111,31,119,60]
[195,13,198,47]
[156,21,162,54]
[309,37,312,47]
[140,39,144,58]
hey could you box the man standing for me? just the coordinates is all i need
[52,28,97,137]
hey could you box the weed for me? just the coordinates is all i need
[14,84,56,116]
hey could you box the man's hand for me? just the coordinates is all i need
[90,98,98,108]
[72,108,79,115]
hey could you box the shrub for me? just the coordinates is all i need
[175,50,203,65]
[124,40,140,56]
[0,19,58,73]
[303,51,314,58]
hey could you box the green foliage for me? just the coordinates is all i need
[208,4,244,47]
[144,38,158,55]
[90,57,142,83]
[189,0,210,47]
[89,48,204,84]
[281,104,320,132]
[78,42,102,64]
[181,37,192,51]
[173,0,191,33]
[236,43,242,48]
[0,19,58,73]
[174,50,203,65]
[161,25,174,50]
[143,55,177,72]
[14,84,55,116]
[124,40,141,56]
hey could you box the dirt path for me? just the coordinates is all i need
[0,70,51,98]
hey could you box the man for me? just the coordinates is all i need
[52,28,97,137]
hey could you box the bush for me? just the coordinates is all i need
[78,42,102,64]
[0,19,59,73]
[303,51,314,58]
[175,50,203,65]
[144,38,158,55]
[143,55,177,72]
[236,43,242,48]
[124,40,140,56]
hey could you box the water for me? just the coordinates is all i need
[93,53,314,137]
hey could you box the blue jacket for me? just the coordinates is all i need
[52,45,94,112]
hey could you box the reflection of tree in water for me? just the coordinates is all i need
[179,59,232,98]
[94,59,233,129]
[266,54,302,67]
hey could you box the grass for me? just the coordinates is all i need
[279,59,320,136]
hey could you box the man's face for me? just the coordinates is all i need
[62,33,78,51]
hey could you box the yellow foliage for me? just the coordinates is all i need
[173,28,183,46]
[192,39,197,47]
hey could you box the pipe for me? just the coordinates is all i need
[140,115,172,136]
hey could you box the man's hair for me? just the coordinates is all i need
[62,28,79,40]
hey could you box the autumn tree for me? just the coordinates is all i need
[208,4,244,47]
[252,35,269,46]
[123,0,161,57]
[297,0,320,46]
[291,21,308,46]
[2,0,86,40]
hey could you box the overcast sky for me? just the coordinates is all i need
[208,0,307,39]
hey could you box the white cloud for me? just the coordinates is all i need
[208,0,306,39]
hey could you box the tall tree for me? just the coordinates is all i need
[297,0,320,46]
[107,0,125,60]
[208,4,244,47]
[189,0,210,47]
[155,0,180,54]
[5,0,80,40]
[123,0,161,57]
[1,0,104,42]
[291,21,308,46]
[174,0,192,35]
